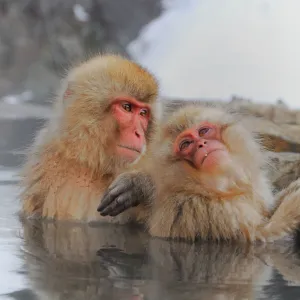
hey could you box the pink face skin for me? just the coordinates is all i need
[174,122,229,172]
[111,97,151,162]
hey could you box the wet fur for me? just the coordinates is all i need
[20,54,160,223]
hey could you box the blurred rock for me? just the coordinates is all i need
[0,0,161,102]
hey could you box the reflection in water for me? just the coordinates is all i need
[21,220,149,300]
[20,218,300,300]
[146,240,274,300]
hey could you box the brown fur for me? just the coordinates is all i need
[20,54,160,223]
[130,105,300,242]
[257,177,300,241]
[259,133,300,153]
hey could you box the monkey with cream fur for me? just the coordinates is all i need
[99,104,300,242]
[20,54,161,223]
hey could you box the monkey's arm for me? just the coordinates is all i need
[257,178,300,242]
[97,171,155,217]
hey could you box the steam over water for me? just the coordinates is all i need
[129,0,300,108]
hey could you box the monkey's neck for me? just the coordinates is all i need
[199,168,254,198]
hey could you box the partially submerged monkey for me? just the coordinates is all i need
[99,105,300,242]
[20,54,160,223]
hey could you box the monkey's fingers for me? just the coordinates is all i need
[100,191,132,216]
[108,195,139,217]
[97,183,129,212]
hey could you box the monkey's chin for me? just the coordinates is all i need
[117,146,141,163]
[200,159,251,198]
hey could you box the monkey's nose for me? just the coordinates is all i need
[198,140,207,148]
[135,130,141,138]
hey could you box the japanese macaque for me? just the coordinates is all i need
[99,104,300,242]
[20,54,160,223]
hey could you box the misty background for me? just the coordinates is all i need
[1,0,300,110]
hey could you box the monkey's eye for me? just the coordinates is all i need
[140,109,148,117]
[122,103,132,112]
[198,127,210,137]
[179,140,193,151]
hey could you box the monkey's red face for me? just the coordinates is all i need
[174,122,229,172]
[112,97,151,162]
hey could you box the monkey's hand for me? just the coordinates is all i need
[97,171,154,217]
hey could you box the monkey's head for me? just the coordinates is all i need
[54,54,160,173]
[154,105,267,198]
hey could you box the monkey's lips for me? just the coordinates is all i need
[196,148,228,170]
[117,145,142,161]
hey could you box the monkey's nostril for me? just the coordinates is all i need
[204,141,207,144]
[135,131,140,138]
[199,145,203,148]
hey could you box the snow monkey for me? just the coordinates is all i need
[98,104,300,242]
[20,54,160,223]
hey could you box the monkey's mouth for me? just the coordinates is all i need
[118,145,141,154]
[201,149,225,165]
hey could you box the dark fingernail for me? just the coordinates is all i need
[100,208,111,216]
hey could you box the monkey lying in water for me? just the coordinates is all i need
[98,104,300,243]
